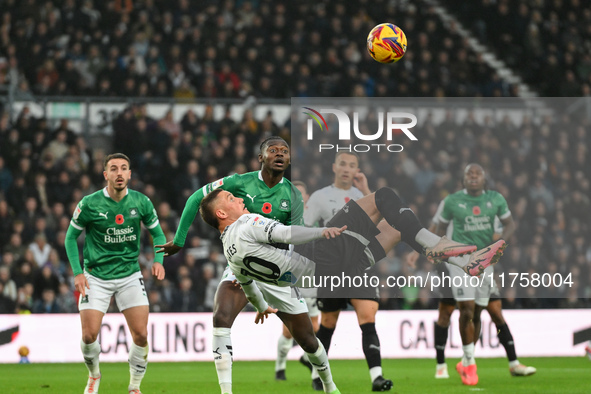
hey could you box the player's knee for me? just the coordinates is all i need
[320,315,338,329]
[213,311,234,328]
[437,314,451,327]
[298,335,319,354]
[438,305,454,326]
[375,187,404,213]
[132,331,148,346]
[458,304,474,320]
[82,332,98,344]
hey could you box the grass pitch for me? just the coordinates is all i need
[0,357,589,393]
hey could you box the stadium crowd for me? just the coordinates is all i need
[0,101,590,314]
[441,0,591,97]
[0,0,590,314]
[0,0,520,99]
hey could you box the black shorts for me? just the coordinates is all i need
[317,295,379,312]
[295,200,386,299]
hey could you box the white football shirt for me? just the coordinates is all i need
[221,214,325,290]
[304,184,364,226]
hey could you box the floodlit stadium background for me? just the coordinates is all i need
[0,0,589,374]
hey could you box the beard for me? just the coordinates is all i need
[112,178,129,191]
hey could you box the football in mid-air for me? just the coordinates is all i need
[367,23,407,63]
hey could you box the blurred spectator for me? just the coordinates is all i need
[28,233,52,268]
[32,288,60,313]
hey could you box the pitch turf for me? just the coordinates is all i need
[0,357,589,393]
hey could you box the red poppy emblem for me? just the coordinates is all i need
[344,197,350,203]
[472,206,481,215]
[262,202,272,214]
[115,214,124,224]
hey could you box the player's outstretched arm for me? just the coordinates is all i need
[171,188,206,249]
[263,222,347,245]
[255,306,278,324]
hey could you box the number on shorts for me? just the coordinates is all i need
[241,256,281,284]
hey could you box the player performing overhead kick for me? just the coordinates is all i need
[198,185,507,391]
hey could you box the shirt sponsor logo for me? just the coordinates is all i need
[104,226,137,243]
[73,206,82,220]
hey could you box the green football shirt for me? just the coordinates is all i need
[439,189,510,250]
[70,188,160,280]
[174,171,304,247]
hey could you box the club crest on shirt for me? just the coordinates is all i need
[279,199,290,211]
[129,207,139,217]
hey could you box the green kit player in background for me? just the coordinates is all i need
[157,136,305,394]
[433,163,525,386]
[65,153,167,394]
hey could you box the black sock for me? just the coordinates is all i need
[497,323,517,362]
[360,322,382,369]
[434,323,448,364]
[316,324,335,355]
[374,187,424,253]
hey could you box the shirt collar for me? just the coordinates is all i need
[103,186,129,199]
[258,170,284,183]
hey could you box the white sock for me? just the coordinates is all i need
[415,228,441,248]
[276,334,292,371]
[306,339,337,393]
[81,339,101,378]
[509,360,520,368]
[311,366,319,380]
[213,327,233,393]
[128,342,148,390]
[448,254,470,269]
[462,343,475,366]
[369,366,383,382]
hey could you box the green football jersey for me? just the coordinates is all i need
[174,171,304,246]
[70,188,160,280]
[439,189,510,249]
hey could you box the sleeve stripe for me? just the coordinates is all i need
[267,222,279,243]
[499,211,512,220]
[200,185,209,197]
[147,219,160,229]
[70,221,84,230]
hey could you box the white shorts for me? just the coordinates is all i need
[447,263,493,307]
[79,271,148,313]
[220,266,308,315]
